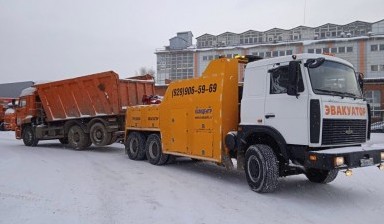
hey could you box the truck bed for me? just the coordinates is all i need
[36,71,154,121]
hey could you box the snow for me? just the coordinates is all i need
[4,108,15,114]
[0,132,384,224]
[19,87,36,97]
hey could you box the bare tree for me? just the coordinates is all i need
[136,67,155,76]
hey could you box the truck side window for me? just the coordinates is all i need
[269,66,304,94]
[19,99,27,108]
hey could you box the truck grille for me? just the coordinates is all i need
[322,119,366,145]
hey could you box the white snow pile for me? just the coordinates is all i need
[19,87,36,97]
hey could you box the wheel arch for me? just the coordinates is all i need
[238,125,288,162]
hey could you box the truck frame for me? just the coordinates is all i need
[124,54,384,193]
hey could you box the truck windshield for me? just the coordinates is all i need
[307,60,362,98]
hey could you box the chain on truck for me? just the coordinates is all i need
[124,53,384,193]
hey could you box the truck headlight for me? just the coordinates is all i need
[334,156,345,166]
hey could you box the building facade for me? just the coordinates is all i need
[155,20,384,121]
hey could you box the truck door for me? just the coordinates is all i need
[264,63,309,145]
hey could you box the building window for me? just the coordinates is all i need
[316,49,322,54]
[380,65,384,71]
[338,47,345,53]
[331,48,337,53]
[371,45,378,51]
[380,44,384,51]
[323,48,329,53]
[308,49,314,53]
[371,65,379,71]
[364,90,382,117]
[203,56,207,61]
[259,52,265,58]
[208,55,213,60]
[279,51,285,56]
[347,47,353,53]
[266,52,272,58]
[272,51,279,57]
[286,50,293,55]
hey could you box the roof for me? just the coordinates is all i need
[0,81,34,98]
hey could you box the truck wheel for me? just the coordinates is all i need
[244,144,279,193]
[22,126,39,147]
[59,138,68,144]
[146,134,169,165]
[90,122,111,146]
[126,132,146,160]
[305,168,338,184]
[68,125,90,150]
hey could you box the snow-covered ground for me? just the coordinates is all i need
[0,131,384,224]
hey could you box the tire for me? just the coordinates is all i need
[244,144,279,193]
[305,168,338,184]
[22,126,39,147]
[90,122,111,146]
[67,125,90,150]
[145,134,169,165]
[59,138,68,144]
[125,132,146,160]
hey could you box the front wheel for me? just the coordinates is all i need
[22,126,39,146]
[244,144,279,193]
[305,168,338,184]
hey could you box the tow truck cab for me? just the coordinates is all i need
[238,54,383,176]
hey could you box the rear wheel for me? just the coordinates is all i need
[22,126,39,147]
[244,144,279,193]
[146,134,169,165]
[90,122,111,146]
[68,125,90,150]
[125,132,146,160]
[305,168,338,184]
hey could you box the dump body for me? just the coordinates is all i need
[35,71,154,121]
[16,71,155,149]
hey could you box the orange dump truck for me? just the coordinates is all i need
[16,71,154,149]
[0,105,4,131]
[4,108,16,131]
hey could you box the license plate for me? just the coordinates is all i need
[360,158,374,167]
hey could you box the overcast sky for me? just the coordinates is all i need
[0,0,383,83]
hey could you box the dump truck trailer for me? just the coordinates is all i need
[124,54,384,193]
[16,71,155,149]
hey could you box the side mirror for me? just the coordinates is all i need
[357,72,364,92]
[287,61,300,96]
